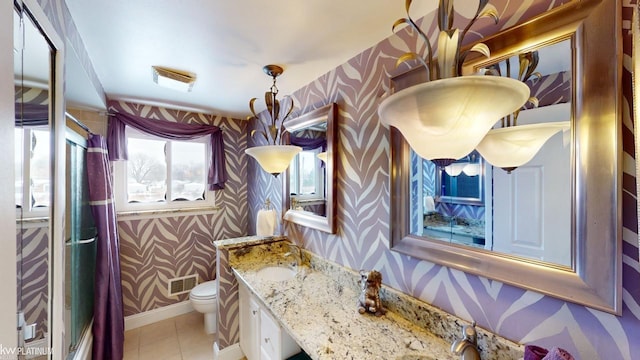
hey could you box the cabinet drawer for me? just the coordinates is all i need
[260,309,280,360]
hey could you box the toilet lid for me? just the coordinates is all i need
[190,280,217,299]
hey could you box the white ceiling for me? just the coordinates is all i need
[64,0,438,118]
[14,10,51,88]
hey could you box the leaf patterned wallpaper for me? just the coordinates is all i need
[17,225,48,341]
[247,1,640,359]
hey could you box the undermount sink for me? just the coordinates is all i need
[256,266,297,281]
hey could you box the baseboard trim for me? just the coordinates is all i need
[213,342,244,360]
[124,301,194,330]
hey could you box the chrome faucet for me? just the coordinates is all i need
[451,321,481,360]
[283,241,304,267]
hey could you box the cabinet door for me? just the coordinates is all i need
[260,309,280,360]
[259,307,301,360]
[239,284,260,360]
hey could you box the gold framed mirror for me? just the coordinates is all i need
[282,103,337,234]
[389,0,622,314]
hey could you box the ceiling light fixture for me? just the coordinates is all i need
[245,65,301,177]
[152,66,196,92]
[378,0,529,167]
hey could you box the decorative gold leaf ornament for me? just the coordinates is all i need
[487,51,542,126]
[392,0,500,80]
[245,65,301,177]
[247,65,295,146]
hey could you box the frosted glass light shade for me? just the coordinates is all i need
[378,76,530,161]
[444,162,467,177]
[245,145,302,176]
[462,163,481,177]
[476,121,570,170]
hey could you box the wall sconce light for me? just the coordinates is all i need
[245,65,301,177]
[378,0,529,166]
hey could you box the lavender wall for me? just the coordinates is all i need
[247,1,640,359]
[110,100,249,315]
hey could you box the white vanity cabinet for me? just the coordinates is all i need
[239,282,301,360]
[239,283,261,360]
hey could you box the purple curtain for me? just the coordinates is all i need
[106,109,227,190]
[87,134,124,360]
[14,102,49,126]
[290,135,326,151]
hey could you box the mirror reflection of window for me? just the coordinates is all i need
[439,153,482,200]
[416,152,487,249]
[15,127,50,212]
[291,149,322,196]
[14,128,23,208]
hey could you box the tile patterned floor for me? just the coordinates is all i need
[123,312,216,360]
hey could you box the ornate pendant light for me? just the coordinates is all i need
[378,0,530,166]
[245,65,301,177]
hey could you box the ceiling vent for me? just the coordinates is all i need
[152,66,196,92]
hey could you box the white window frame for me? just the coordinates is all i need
[15,126,50,218]
[114,127,216,212]
[289,147,324,201]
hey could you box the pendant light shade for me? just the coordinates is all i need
[444,162,467,177]
[476,121,570,172]
[378,76,530,162]
[463,162,481,177]
[245,64,298,177]
[246,145,302,176]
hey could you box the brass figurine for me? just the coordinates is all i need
[357,270,387,317]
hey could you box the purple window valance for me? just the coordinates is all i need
[106,111,227,190]
[290,136,326,151]
[14,103,49,126]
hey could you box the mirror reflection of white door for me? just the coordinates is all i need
[490,103,572,267]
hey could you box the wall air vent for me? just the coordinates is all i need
[168,274,198,296]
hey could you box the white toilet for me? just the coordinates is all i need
[189,280,218,334]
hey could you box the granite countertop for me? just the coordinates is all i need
[232,247,455,360]
[423,212,485,239]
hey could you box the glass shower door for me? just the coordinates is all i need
[64,129,97,358]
